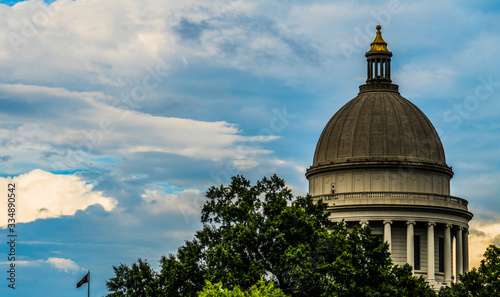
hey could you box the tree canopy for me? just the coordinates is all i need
[106,175,438,296]
[198,278,289,297]
[106,258,157,297]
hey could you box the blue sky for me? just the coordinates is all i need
[0,0,500,296]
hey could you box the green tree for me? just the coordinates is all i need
[106,175,437,297]
[198,278,289,297]
[157,240,205,296]
[106,258,158,297]
[439,244,500,297]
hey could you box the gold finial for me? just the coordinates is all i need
[369,25,388,52]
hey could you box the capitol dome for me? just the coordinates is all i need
[307,25,452,179]
[306,25,472,288]
[312,90,447,168]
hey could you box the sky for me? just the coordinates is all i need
[0,0,499,296]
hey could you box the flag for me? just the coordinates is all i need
[77,272,89,288]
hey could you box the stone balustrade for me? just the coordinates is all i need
[313,192,469,211]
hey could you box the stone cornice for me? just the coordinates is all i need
[306,160,453,179]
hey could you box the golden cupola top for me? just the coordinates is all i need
[369,25,388,52]
[361,25,395,91]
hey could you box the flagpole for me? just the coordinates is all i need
[88,269,90,297]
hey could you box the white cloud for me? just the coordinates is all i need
[395,64,457,98]
[159,230,197,240]
[46,257,83,272]
[0,0,328,86]
[0,0,260,85]
[0,0,496,92]
[0,257,83,273]
[0,83,278,173]
[0,259,44,267]
[0,169,117,226]
[0,0,174,84]
[141,188,205,216]
[269,159,306,175]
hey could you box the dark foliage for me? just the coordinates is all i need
[106,175,437,297]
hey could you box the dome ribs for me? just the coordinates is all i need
[402,97,445,162]
[395,95,420,160]
[329,96,360,162]
[386,93,403,157]
[415,103,446,162]
[391,94,417,160]
[315,104,345,164]
[340,95,367,158]
[351,93,371,158]
[411,100,433,161]
[314,99,355,165]
[311,92,447,167]
[368,93,386,156]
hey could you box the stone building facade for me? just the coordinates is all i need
[306,26,473,286]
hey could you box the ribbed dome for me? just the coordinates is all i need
[312,91,446,167]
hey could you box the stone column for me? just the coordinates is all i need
[444,224,452,283]
[427,222,436,282]
[406,221,415,268]
[384,59,388,79]
[384,220,393,254]
[366,61,372,80]
[387,61,391,80]
[463,229,469,272]
[360,220,369,228]
[456,227,463,277]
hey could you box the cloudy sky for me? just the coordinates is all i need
[0,0,499,296]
